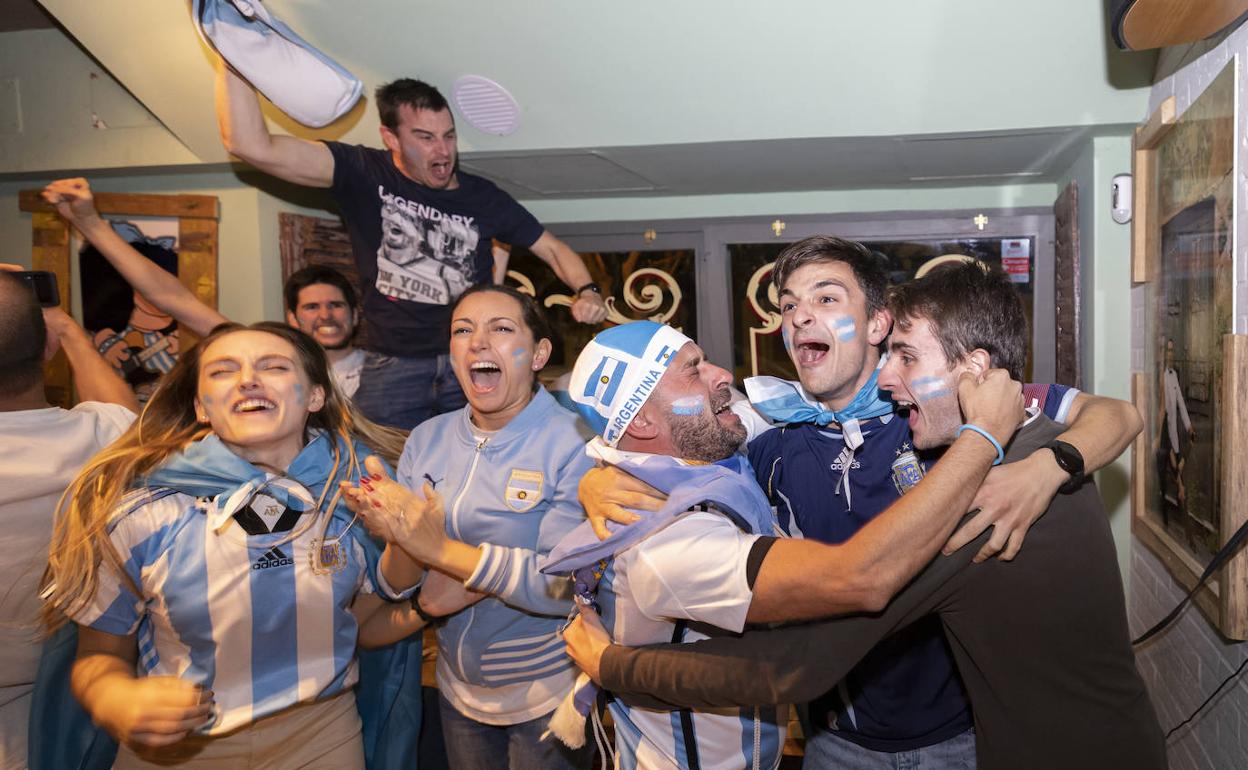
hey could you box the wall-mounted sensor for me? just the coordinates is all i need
[1111,173,1133,224]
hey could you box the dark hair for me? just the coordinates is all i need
[283,265,359,315]
[0,272,48,397]
[771,235,889,316]
[451,284,553,350]
[80,236,178,335]
[887,261,1028,380]
[375,79,451,132]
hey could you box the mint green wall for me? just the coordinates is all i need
[1056,134,1135,583]
[0,29,198,173]
[527,183,1059,224]
[18,0,1154,165]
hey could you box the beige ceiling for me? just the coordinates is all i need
[0,0,54,32]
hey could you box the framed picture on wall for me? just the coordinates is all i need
[1130,58,1248,640]
[18,189,219,408]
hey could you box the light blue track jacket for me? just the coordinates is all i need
[398,387,591,701]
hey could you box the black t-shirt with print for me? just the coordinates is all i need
[325,142,544,357]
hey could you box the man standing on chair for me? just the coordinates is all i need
[215,63,608,430]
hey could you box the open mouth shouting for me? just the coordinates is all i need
[891,397,920,430]
[233,397,277,414]
[468,360,503,393]
[430,160,453,183]
[711,392,741,427]
[794,338,831,367]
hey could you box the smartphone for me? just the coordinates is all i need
[13,271,60,308]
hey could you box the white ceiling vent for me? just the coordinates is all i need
[453,75,521,136]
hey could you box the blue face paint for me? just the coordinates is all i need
[292,381,307,405]
[912,375,952,402]
[781,326,793,352]
[670,396,705,416]
[832,316,857,342]
[512,347,527,360]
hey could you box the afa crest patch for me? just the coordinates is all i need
[505,469,544,512]
[891,451,925,495]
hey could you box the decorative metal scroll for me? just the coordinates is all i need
[745,261,781,378]
[509,266,685,330]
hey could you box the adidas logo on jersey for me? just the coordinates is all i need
[252,546,293,570]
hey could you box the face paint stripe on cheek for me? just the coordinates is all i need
[781,327,793,352]
[911,375,952,402]
[832,316,856,342]
[670,396,705,416]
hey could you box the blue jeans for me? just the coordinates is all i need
[438,695,591,770]
[803,728,976,770]
[353,352,466,431]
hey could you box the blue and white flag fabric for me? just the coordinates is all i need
[538,440,778,748]
[746,357,895,508]
[193,0,363,127]
[746,357,893,446]
[568,321,692,446]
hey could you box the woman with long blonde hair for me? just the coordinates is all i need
[41,321,419,769]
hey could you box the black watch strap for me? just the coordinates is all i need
[1046,439,1085,494]
[410,588,443,623]
[576,281,602,296]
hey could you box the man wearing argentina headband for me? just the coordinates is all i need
[578,236,1142,769]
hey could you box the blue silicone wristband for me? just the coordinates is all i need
[957,423,1004,466]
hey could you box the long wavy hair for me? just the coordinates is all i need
[41,322,405,630]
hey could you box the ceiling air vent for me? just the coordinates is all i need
[452,75,520,136]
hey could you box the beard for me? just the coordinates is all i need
[669,410,747,463]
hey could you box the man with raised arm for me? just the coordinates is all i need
[214,63,608,429]
[564,263,1165,770]
[42,178,368,399]
[0,269,137,769]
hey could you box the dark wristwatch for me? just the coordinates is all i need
[575,281,602,296]
[410,588,443,624]
[1045,440,1085,494]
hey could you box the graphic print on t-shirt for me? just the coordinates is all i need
[374,187,480,305]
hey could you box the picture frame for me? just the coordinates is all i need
[1130,59,1248,640]
[18,189,219,408]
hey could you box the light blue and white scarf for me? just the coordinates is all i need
[745,357,895,507]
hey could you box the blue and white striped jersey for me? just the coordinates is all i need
[598,507,785,770]
[71,487,378,735]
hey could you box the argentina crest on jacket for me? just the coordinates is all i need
[504,469,544,512]
[891,445,925,495]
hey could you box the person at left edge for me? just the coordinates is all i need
[216,61,609,430]
[39,322,431,768]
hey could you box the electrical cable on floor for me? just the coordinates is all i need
[1129,517,1248,740]
[1164,654,1248,740]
